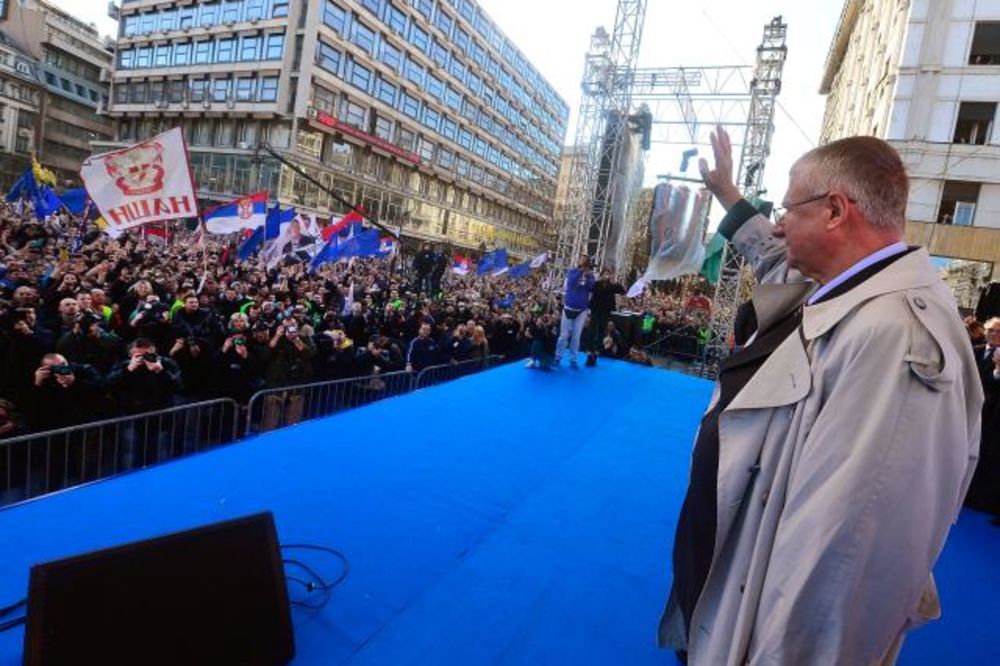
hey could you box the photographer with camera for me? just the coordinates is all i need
[56,311,125,375]
[27,352,106,430]
[259,319,315,430]
[216,313,266,404]
[1,307,54,398]
[128,294,173,349]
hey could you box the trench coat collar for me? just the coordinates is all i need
[801,247,936,341]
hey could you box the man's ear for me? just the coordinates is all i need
[826,191,852,231]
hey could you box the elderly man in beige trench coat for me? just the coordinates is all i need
[658,128,983,666]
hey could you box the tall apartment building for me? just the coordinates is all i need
[0,32,44,187]
[820,0,1000,280]
[104,0,568,257]
[0,0,115,183]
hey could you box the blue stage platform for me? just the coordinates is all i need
[0,361,995,665]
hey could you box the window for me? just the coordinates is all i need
[349,61,372,92]
[438,148,454,169]
[470,41,485,68]
[178,7,195,29]
[213,77,231,102]
[123,15,138,37]
[376,77,397,105]
[969,23,1000,65]
[215,38,236,62]
[404,57,424,86]
[441,116,457,140]
[318,42,342,76]
[221,0,241,23]
[938,180,981,225]
[953,102,996,144]
[139,13,156,33]
[160,10,177,31]
[426,73,444,100]
[114,84,127,104]
[167,79,186,103]
[474,136,487,157]
[341,99,366,127]
[435,10,453,37]
[456,156,469,177]
[189,78,208,102]
[418,137,435,161]
[246,0,266,20]
[129,81,148,103]
[467,72,481,95]
[400,91,420,118]
[448,57,466,82]
[397,126,416,151]
[136,46,152,68]
[193,40,212,64]
[148,80,165,102]
[455,27,469,52]
[352,20,376,54]
[410,24,429,53]
[313,85,337,113]
[458,127,472,149]
[380,40,402,70]
[235,77,255,101]
[360,0,382,16]
[239,35,261,61]
[413,0,433,20]
[199,2,219,26]
[431,40,448,68]
[76,84,88,98]
[118,49,134,70]
[374,115,393,140]
[323,1,348,34]
[385,2,407,36]
[423,107,440,130]
[173,42,191,66]
[265,33,285,59]
[445,86,461,110]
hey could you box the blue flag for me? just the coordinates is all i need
[6,168,64,219]
[239,205,294,261]
[477,248,508,276]
[309,228,381,271]
[509,261,531,279]
[5,170,33,202]
[60,188,89,215]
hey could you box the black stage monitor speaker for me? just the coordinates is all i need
[23,512,295,666]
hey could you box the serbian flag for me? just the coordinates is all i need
[204,192,267,234]
[322,209,365,242]
[452,255,471,275]
[378,236,397,256]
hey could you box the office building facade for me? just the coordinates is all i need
[0,0,115,183]
[820,0,1000,282]
[0,32,44,187]
[105,0,568,257]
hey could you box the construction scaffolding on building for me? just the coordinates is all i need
[553,4,788,378]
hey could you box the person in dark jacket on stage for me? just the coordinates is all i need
[586,268,625,367]
[555,255,595,369]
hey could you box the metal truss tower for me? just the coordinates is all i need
[552,0,647,287]
[702,16,788,377]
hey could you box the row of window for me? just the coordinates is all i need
[315,44,557,180]
[42,71,104,106]
[116,33,285,69]
[325,0,564,149]
[121,0,290,37]
[112,77,280,105]
[318,30,559,173]
[312,85,556,209]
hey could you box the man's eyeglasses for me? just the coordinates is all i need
[771,192,831,224]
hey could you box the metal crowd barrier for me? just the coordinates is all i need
[0,399,240,507]
[244,370,414,436]
[413,355,503,390]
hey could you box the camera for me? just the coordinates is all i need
[51,364,74,376]
[142,353,159,363]
[285,325,298,336]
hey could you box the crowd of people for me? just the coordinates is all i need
[0,203,719,439]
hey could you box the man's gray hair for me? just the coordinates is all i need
[795,136,909,233]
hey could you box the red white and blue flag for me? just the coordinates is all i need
[322,209,366,241]
[378,236,397,256]
[203,191,267,234]
[452,255,471,275]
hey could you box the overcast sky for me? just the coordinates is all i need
[65,0,844,203]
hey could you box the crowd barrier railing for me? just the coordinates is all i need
[0,398,240,507]
[244,370,414,436]
[413,355,504,390]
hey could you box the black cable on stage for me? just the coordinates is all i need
[280,543,350,612]
[0,616,25,633]
[0,599,26,617]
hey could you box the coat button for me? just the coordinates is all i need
[914,296,927,310]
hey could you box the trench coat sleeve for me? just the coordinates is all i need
[747,301,976,665]
[725,208,802,287]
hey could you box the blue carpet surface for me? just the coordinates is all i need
[0,361,994,665]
